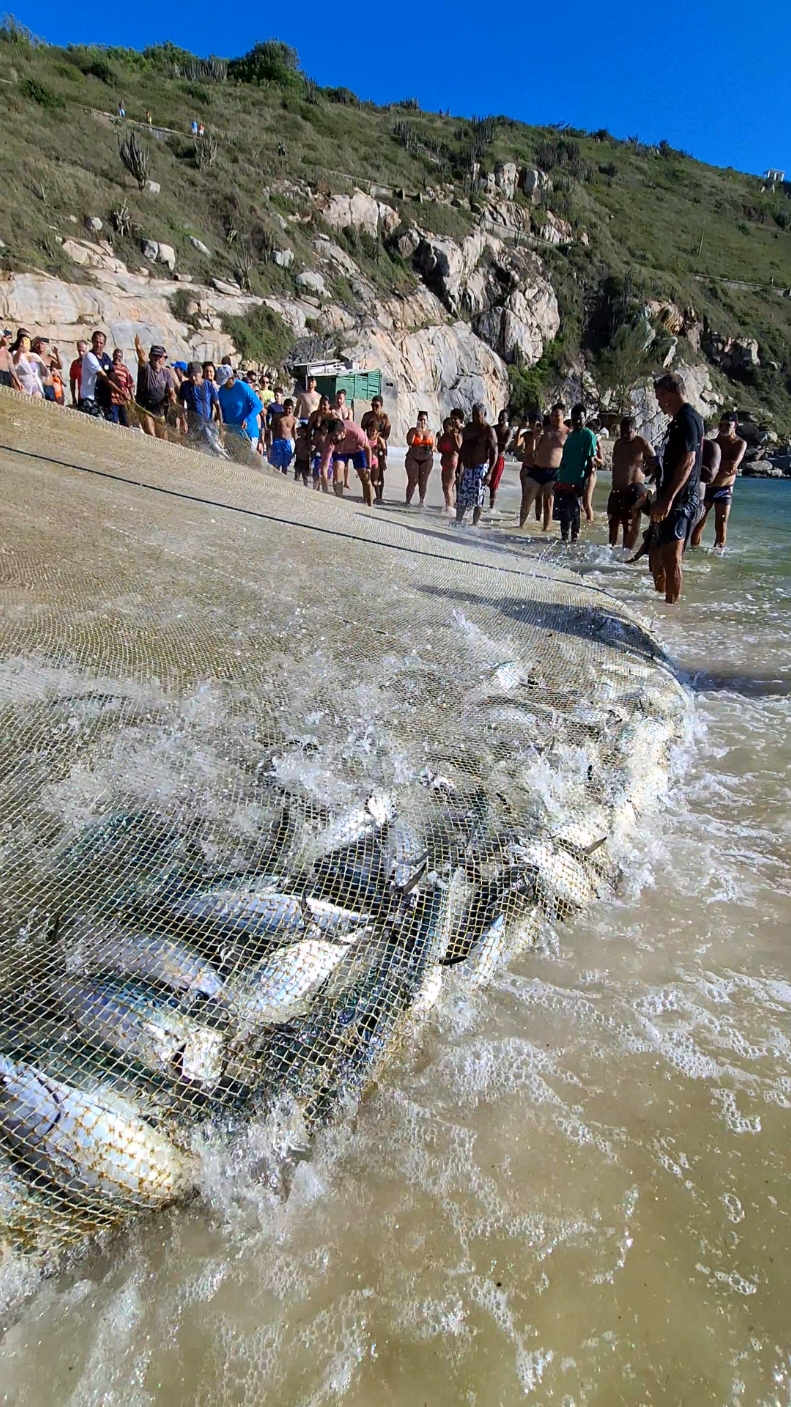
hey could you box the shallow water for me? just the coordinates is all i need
[2,478,791,1406]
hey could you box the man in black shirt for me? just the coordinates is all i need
[649,372,704,603]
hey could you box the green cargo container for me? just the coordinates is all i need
[313,370,382,404]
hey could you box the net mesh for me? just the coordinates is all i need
[0,391,688,1255]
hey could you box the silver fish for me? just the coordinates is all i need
[228,938,352,1039]
[67,924,225,1001]
[384,819,427,890]
[302,897,371,937]
[167,885,306,938]
[296,793,395,867]
[60,975,227,1087]
[513,838,600,917]
[433,867,483,964]
[0,1053,193,1206]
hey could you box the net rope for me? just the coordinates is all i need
[0,392,688,1254]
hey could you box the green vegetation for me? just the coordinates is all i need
[2,19,791,423]
[221,304,294,367]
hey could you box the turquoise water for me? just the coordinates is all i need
[2,478,791,1406]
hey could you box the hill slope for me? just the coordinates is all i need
[2,23,791,429]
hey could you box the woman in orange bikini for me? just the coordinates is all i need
[404,411,435,507]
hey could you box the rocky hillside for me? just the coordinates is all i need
[2,24,791,435]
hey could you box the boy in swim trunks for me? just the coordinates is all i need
[455,404,498,526]
[268,398,297,472]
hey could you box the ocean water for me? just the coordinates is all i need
[1,477,790,1406]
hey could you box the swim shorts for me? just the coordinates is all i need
[705,484,733,504]
[655,503,697,547]
[526,467,558,489]
[607,484,646,524]
[489,454,505,494]
[457,463,487,510]
[268,437,294,471]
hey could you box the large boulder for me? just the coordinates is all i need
[474,280,560,365]
[411,232,559,367]
[520,168,552,202]
[295,270,326,297]
[318,189,398,240]
[346,318,510,442]
[494,162,519,200]
[412,230,492,314]
[62,239,127,275]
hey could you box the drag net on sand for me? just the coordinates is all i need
[0,391,688,1256]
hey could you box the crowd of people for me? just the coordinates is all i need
[0,326,742,605]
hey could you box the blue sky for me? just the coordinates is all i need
[15,0,789,178]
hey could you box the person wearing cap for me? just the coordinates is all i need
[134,334,176,439]
[690,410,747,551]
[217,366,263,456]
[215,363,234,388]
[0,330,22,392]
[179,361,225,454]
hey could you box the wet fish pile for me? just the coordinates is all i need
[0,390,692,1259]
[0,652,686,1257]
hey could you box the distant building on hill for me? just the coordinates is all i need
[764,169,785,184]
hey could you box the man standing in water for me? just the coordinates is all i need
[608,416,657,550]
[649,372,704,603]
[690,411,747,551]
[554,404,599,543]
[455,405,498,527]
[488,410,512,511]
[518,403,568,529]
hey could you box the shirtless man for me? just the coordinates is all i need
[489,410,512,510]
[308,394,333,491]
[295,375,320,423]
[690,411,746,550]
[0,330,21,391]
[607,416,657,549]
[268,398,298,473]
[361,395,391,503]
[333,388,353,486]
[455,404,498,526]
[518,403,568,529]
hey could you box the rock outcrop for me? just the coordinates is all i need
[628,362,724,440]
[0,268,507,443]
[704,330,761,371]
[348,317,510,442]
[316,189,399,240]
[411,230,559,364]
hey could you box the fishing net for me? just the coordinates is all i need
[0,390,688,1256]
